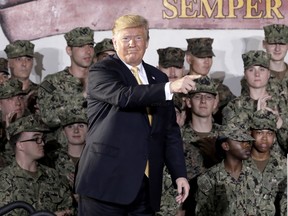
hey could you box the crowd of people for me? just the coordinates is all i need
[0,13,287,216]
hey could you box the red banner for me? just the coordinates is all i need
[0,0,287,41]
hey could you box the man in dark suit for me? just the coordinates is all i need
[75,14,200,216]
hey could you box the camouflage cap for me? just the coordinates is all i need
[94,38,115,56]
[186,38,215,58]
[250,109,277,131]
[64,27,94,47]
[264,24,288,44]
[6,114,50,138]
[157,47,185,68]
[4,40,35,58]
[59,106,87,127]
[242,50,271,70]
[0,58,9,75]
[188,76,217,96]
[218,124,255,142]
[0,79,26,99]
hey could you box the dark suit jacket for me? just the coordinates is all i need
[75,55,187,211]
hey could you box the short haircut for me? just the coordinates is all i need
[112,14,149,40]
[9,133,22,153]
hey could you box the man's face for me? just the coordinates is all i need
[17,132,45,160]
[8,56,33,80]
[0,95,26,119]
[251,129,275,153]
[67,44,94,68]
[187,54,213,75]
[112,27,148,66]
[224,139,252,160]
[187,92,217,118]
[263,41,288,62]
[63,123,87,146]
[158,66,184,82]
[244,65,270,89]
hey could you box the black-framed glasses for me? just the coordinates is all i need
[19,136,45,144]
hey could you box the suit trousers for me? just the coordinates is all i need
[78,176,155,216]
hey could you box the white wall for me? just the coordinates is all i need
[1,27,287,96]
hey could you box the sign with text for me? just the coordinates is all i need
[0,0,287,41]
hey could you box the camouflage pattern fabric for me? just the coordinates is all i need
[94,38,115,56]
[37,68,86,128]
[64,27,94,47]
[242,50,271,70]
[188,76,217,96]
[0,161,73,215]
[156,167,180,216]
[264,24,288,44]
[222,94,288,154]
[186,38,215,57]
[182,124,222,180]
[243,152,287,216]
[0,79,26,99]
[58,106,87,127]
[196,161,259,216]
[4,40,34,58]
[157,47,185,68]
[0,58,9,75]
[54,149,78,187]
[250,109,277,131]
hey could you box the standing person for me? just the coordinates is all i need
[157,76,221,216]
[75,14,200,215]
[93,38,116,63]
[241,24,288,96]
[0,58,9,84]
[4,40,37,92]
[157,47,187,127]
[38,26,94,128]
[222,50,288,154]
[0,114,73,216]
[246,109,287,216]
[185,37,235,124]
[196,125,255,216]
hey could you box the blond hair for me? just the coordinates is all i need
[112,14,149,40]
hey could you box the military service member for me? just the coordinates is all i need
[0,114,73,215]
[37,27,94,128]
[0,58,9,84]
[93,38,116,63]
[245,109,287,216]
[242,24,288,97]
[185,37,235,124]
[222,50,288,154]
[4,40,38,93]
[157,47,187,127]
[55,107,87,188]
[196,125,255,216]
[157,76,221,216]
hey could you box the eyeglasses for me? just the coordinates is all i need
[191,94,215,101]
[19,136,45,144]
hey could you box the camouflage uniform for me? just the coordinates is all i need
[94,38,115,57]
[4,40,38,94]
[0,79,28,166]
[223,50,288,154]
[186,38,235,124]
[0,114,74,215]
[196,127,256,216]
[0,58,9,76]
[156,48,186,216]
[248,109,287,216]
[241,24,288,97]
[243,152,286,216]
[54,106,87,185]
[0,161,73,216]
